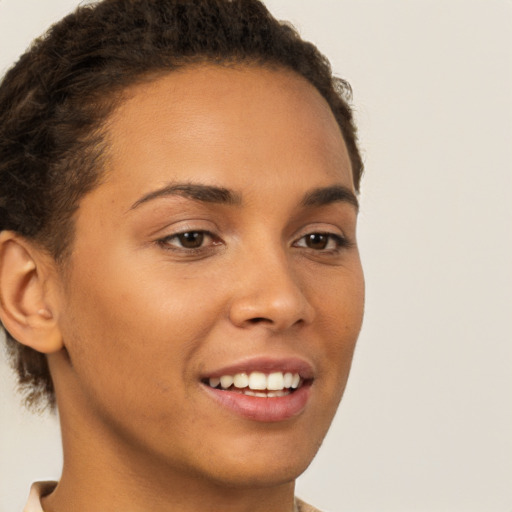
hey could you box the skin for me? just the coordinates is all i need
[17,65,364,512]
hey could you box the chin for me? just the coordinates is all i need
[206,459,312,490]
[192,430,323,490]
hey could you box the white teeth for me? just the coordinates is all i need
[267,372,284,390]
[208,371,303,393]
[220,375,234,389]
[248,371,267,390]
[233,373,249,388]
[244,390,267,397]
[267,390,288,397]
[209,377,220,388]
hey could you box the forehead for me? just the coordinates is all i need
[99,64,353,200]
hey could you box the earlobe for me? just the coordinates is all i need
[0,231,63,354]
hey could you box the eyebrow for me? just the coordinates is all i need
[129,182,358,212]
[129,183,242,210]
[301,185,359,211]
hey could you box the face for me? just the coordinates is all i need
[50,65,364,488]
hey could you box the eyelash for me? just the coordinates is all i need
[157,230,221,252]
[157,230,351,254]
[292,232,351,252]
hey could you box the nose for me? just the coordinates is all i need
[228,246,315,331]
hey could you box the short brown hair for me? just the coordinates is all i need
[0,0,363,410]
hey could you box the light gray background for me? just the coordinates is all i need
[1,1,511,511]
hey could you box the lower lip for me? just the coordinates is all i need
[202,384,311,422]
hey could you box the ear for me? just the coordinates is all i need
[0,231,63,354]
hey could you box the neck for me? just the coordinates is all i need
[43,396,296,512]
[43,472,295,512]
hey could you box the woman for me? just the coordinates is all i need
[0,1,364,510]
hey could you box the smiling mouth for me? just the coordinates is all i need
[202,371,305,398]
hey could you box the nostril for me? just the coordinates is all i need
[229,288,314,330]
[248,317,268,324]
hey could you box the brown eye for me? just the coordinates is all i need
[158,230,222,253]
[177,232,205,249]
[294,232,348,252]
[305,233,329,250]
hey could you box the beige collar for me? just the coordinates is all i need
[24,481,57,512]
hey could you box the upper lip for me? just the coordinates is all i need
[201,356,315,380]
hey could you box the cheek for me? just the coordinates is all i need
[56,254,220,409]
[311,262,364,383]
[63,242,219,334]
[313,259,365,333]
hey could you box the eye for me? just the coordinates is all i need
[294,232,347,251]
[175,231,205,249]
[158,230,219,250]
